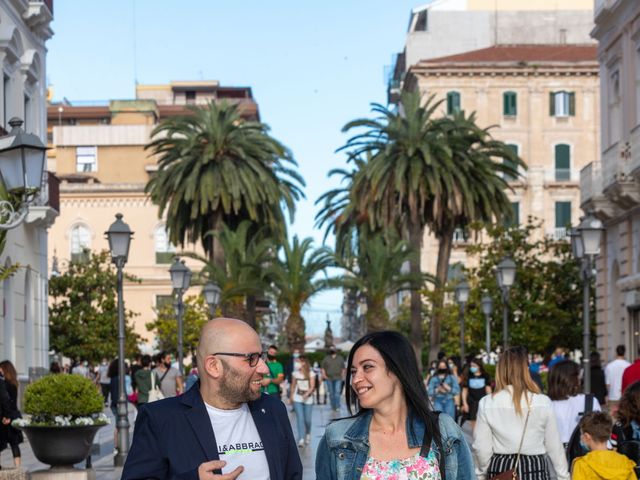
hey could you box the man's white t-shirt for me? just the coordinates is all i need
[605,358,631,401]
[205,402,270,480]
[551,394,602,443]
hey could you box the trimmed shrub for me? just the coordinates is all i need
[24,374,103,419]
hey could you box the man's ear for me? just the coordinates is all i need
[203,355,223,379]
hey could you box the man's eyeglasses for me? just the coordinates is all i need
[211,352,266,367]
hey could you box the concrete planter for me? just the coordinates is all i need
[19,425,103,468]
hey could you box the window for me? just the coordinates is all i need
[70,225,90,263]
[503,91,517,116]
[504,202,520,227]
[555,201,572,239]
[554,144,571,181]
[446,91,461,115]
[155,295,173,312]
[185,91,196,105]
[504,144,519,181]
[76,146,97,172]
[414,10,428,31]
[609,69,622,144]
[154,226,176,264]
[549,91,575,117]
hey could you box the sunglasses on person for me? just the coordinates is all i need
[211,352,266,367]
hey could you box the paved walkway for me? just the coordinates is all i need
[6,401,479,479]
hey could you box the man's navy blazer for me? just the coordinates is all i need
[121,385,303,479]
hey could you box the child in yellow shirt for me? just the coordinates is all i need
[572,411,636,480]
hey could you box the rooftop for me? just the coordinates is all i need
[421,44,598,65]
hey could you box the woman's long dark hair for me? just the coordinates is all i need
[618,381,640,427]
[547,359,580,401]
[345,331,445,472]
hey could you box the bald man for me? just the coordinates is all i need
[122,318,303,480]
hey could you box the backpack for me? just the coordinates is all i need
[565,393,593,465]
[615,420,640,477]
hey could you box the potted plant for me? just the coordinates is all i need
[13,374,109,468]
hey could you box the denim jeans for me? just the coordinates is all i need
[325,379,342,410]
[293,401,313,441]
[434,396,456,419]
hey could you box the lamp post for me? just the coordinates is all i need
[496,256,517,351]
[105,213,133,467]
[0,117,46,229]
[169,257,191,377]
[454,279,470,360]
[203,280,222,317]
[481,293,493,361]
[571,212,604,394]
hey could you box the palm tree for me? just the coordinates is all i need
[145,101,304,270]
[336,233,429,332]
[337,92,522,361]
[186,221,274,327]
[267,236,334,350]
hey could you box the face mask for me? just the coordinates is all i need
[448,363,454,368]
[438,369,448,375]
[579,439,590,452]
[292,353,300,359]
[470,367,478,374]
[267,354,276,361]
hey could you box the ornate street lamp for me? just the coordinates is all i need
[0,118,47,229]
[203,280,222,316]
[572,212,604,394]
[169,257,191,378]
[105,213,133,467]
[481,293,493,361]
[496,256,516,350]
[454,279,470,360]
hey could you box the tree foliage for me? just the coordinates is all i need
[49,250,141,362]
[145,295,210,357]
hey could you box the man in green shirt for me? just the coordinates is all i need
[261,345,284,397]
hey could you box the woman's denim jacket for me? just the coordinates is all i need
[315,410,475,480]
[427,374,460,401]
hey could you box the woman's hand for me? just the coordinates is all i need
[462,404,469,413]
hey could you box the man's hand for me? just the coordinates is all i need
[1,418,9,425]
[198,460,243,480]
[260,377,271,387]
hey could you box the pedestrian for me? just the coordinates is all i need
[185,356,199,392]
[122,317,303,479]
[321,345,345,413]
[71,359,90,378]
[548,359,601,447]
[133,355,152,406]
[97,357,110,406]
[262,345,284,397]
[315,330,474,479]
[461,358,492,432]
[589,351,607,407]
[548,347,566,369]
[611,381,640,469]
[606,344,631,412]
[290,354,316,448]
[0,360,21,468]
[49,361,61,374]
[427,359,460,419]
[153,351,183,398]
[572,411,635,479]
[473,346,569,480]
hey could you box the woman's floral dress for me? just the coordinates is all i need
[360,450,441,480]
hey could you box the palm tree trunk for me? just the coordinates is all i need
[366,297,389,332]
[211,215,225,272]
[286,309,306,350]
[245,294,257,329]
[222,297,246,321]
[429,227,455,362]
[408,221,424,369]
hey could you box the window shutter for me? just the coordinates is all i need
[503,92,517,116]
[549,92,556,116]
[504,144,518,181]
[569,92,576,116]
[447,92,460,115]
[555,144,570,180]
[555,201,572,228]
[447,93,453,115]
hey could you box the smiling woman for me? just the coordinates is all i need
[315,331,475,480]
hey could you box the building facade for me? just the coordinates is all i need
[405,45,600,276]
[389,0,594,102]
[47,81,259,347]
[583,0,640,362]
[0,0,56,377]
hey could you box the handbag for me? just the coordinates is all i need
[489,396,532,480]
[148,369,168,403]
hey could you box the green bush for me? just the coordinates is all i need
[24,374,103,418]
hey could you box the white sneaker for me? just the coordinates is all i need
[297,439,305,448]
[305,433,311,445]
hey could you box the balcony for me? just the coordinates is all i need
[53,124,155,146]
[602,141,640,210]
[580,162,617,220]
[544,168,579,185]
[546,228,569,241]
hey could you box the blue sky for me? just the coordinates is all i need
[47,0,421,335]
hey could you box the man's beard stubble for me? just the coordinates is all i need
[218,361,261,404]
